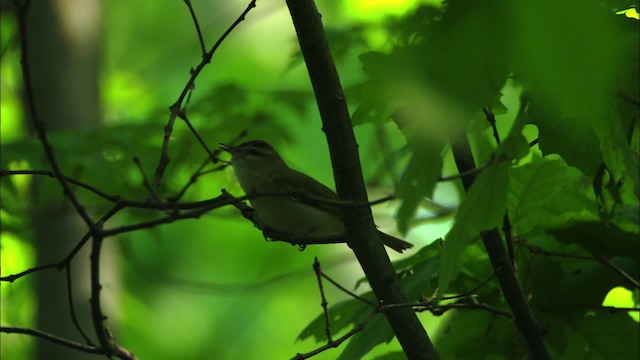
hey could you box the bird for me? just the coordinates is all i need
[219,140,413,253]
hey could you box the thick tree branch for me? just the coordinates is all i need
[448,129,551,360]
[285,1,439,359]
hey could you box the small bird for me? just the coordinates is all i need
[219,140,413,253]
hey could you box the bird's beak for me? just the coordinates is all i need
[218,143,234,153]
[218,143,235,164]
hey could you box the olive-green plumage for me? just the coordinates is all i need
[220,140,413,253]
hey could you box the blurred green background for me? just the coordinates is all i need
[1,1,452,359]
[1,0,638,359]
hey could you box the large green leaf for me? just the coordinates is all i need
[439,161,510,294]
[563,313,640,359]
[550,221,639,259]
[507,157,597,235]
[436,310,519,359]
[512,0,632,179]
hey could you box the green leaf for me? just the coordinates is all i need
[564,313,640,359]
[337,314,394,360]
[436,310,520,359]
[507,157,597,235]
[527,104,603,177]
[297,295,374,342]
[525,234,639,321]
[439,161,510,294]
[549,221,639,259]
[497,132,530,161]
[512,0,632,180]
[395,143,444,234]
[396,241,442,299]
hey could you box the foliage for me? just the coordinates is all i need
[299,0,639,359]
[1,0,638,359]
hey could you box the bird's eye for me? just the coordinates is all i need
[250,149,260,156]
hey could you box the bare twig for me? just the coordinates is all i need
[65,264,94,345]
[183,0,206,55]
[1,205,123,283]
[383,298,513,319]
[441,272,497,301]
[134,157,168,212]
[0,326,102,354]
[152,0,258,191]
[87,231,138,360]
[15,0,98,235]
[1,263,58,282]
[291,308,380,360]
[483,106,500,144]
[313,258,333,342]
[320,273,376,306]
[170,130,247,202]
[522,243,640,289]
[176,111,218,167]
[1,169,120,202]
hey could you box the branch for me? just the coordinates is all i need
[285,1,439,359]
[291,309,379,360]
[0,326,102,355]
[65,264,94,345]
[313,258,333,342]
[448,128,551,359]
[183,0,206,55]
[151,0,257,191]
[521,242,640,289]
[15,0,98,235]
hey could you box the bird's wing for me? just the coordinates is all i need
[270,168,342,216]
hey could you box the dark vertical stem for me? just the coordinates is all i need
[448,130,551,360]
[285,1,439,359]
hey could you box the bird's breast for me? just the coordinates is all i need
[249,196,345,236]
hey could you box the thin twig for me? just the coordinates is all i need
[382,298,513,319]
[60,205,125,269]
[99,204,217,238]
[1,205,124,283]
[441,272,497,301]
[0,326,102,354]
[171,131,248,201]
[65,263,94,345]
[522,243,640,289]
[176,111,218,166]
[439,165,487,182]
[1,263,58,282]
[1,169,120,202]
[15,0,98,235]
[483,106,500,144]
[152,0,258,191]
[320,273,376,306]
[183,0,206,55]
[291,308,380,360]
[88,227,137,359]
[313,258,333,342]
[134,157,167,208]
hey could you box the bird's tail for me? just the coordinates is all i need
[378,231,413,253]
